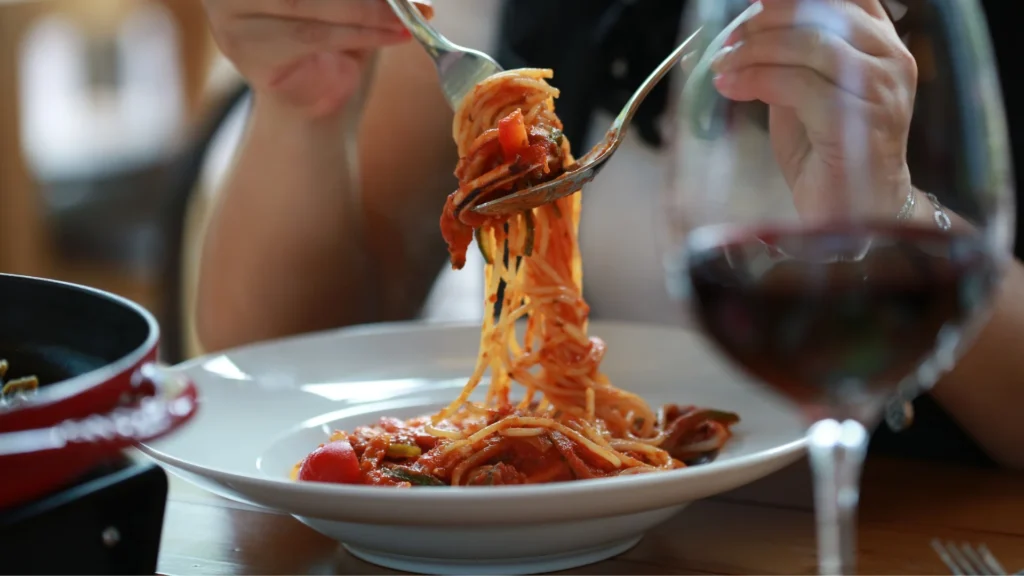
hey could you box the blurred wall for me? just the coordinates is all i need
[0,0,214,313]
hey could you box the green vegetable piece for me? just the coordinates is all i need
[523,211,535,256]
[386,443,422,459]
[382,466,445,486]
[475,227,492,264]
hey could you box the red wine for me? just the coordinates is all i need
[685,224,998,412]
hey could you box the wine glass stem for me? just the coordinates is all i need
[807,419,870,575]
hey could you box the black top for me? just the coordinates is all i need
[496,0,1021,467]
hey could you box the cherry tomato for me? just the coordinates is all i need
[297,440,362,484]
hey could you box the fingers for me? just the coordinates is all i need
[202,0,419,117]
[712,0,916,114]
[706,0,915,220]
[224,0,405,31]
[757,0,891,20]
[231,16,407,57]
[738,0,896,56]
[713,64,867,131]
[712,27,879,102]
[712,56,908,152]
[204,0,412,70]
[219,18,403,83]
[821,0,889,20]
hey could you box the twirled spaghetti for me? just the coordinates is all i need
[294,69,739,487]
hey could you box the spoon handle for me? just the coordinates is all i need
[605,27,705,147]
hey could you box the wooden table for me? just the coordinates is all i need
[157,456,1024,575]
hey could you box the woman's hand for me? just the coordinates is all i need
[203,0,431,119]
[711,0,918,221]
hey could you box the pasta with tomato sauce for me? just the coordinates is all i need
[294,69,739,487]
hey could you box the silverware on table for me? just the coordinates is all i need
[932,539,1013,575]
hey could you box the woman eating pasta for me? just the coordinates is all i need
[195,0,1024,470]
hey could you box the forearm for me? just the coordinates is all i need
[903,187,1024,468]
[932,259,1024,468]
[197,97,376,351]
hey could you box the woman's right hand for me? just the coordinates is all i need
[711,0,916,221]
[203,0,431,119]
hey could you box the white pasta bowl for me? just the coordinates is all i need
[140,321,805,575]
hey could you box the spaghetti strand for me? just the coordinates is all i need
[294,68,740,488]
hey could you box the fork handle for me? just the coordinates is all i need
[386,0,458,60]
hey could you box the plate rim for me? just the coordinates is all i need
[140,320,807,505]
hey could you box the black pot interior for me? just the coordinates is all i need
[0,275,153,388]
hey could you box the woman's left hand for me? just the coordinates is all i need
[711,0,918,221]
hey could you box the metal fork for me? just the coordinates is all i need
[470,28,704,217]
[386,0,708,218]
[385,0,503,110]
[931,539,1017,575]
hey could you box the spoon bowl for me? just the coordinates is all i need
[471,28,704,217]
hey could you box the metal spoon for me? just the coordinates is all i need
[470,27,704,216]
[385,0,503,109]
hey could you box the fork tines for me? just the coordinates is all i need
[931,539,1008,575]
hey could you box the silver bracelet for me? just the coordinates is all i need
[925,192,953,231]
[895,188,952,231]
[884,189,951,432]
[896,187,917,222]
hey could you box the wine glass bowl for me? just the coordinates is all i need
[683,222,1000,424]
[663,0,1014,573]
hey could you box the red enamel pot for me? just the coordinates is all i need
[0,274,198,509]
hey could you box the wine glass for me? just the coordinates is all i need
[662,0,1014,573]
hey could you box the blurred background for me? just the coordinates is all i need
[1,0,499,369]
[0,0,237,362]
